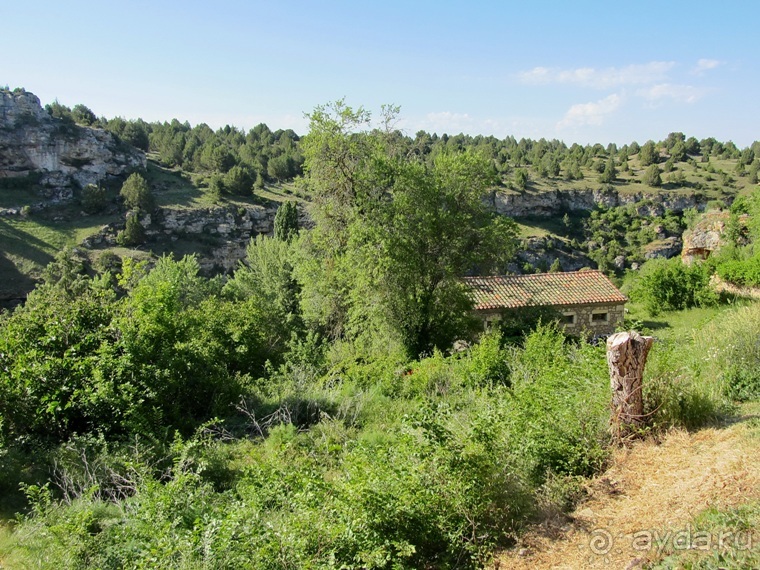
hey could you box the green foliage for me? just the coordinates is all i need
[299,101,518,357]
[223,235,301,358]
[694,304,760,401]
[461,329,510,386]
[682,206,700,229]
[45,100,74,123]
[507,324,609,481]
[71,104,97,126]
[497,305,562,345]
[632,258,718,316]
[716,254,760,286]
[0,255,271,443]
[598,156,617,183]
[639,140,658,166]
[222,164,254,195]
[0,256,118,441]
[643,163,662,187]
[1,326,615,569]
[119,173,154,212]
[207,173,224,200]
[582,203,683,272]
[273,200,299,242]
[79,183,107,214]
[116,211,145,246]
[513,167,529,190]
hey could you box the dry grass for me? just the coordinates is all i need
[495,405,760,569]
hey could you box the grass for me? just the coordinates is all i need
[623,298,755,342]
[0,214,112,298]
[145,161,211,209]
[514,216,572,238]
[646,402,760,569]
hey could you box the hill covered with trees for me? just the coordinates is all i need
[2,88,759,307]
[1,92,760,568]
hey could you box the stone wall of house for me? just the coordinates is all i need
[477,301,626,337]
[559,302,626,336]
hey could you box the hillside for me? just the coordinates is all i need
[1,88,758,307]
[1,95,759,570]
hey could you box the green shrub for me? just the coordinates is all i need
[717,253,760,287]
[116,211,146,246]
[632,258,718,316]
[508,325,609,482]
[119,172,154,212]
[80,184,107,214]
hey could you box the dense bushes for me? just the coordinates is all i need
[716,253,760,287]
[0,255,275,443]
[632,257,718,315]
[3,277,756,568]
[1,316,615,568]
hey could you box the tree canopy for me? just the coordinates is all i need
[119,172,154,212]
[298,101,518,356]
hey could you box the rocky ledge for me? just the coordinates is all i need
[492,186,706,218]
[0,89,145,202]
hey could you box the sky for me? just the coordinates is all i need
[3,0,759,146]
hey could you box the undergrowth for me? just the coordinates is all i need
[1,304,758,568]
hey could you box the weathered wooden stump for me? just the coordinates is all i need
[606,331,654,440]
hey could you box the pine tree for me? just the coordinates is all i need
[274,201,299,242]
[117,211,146,246]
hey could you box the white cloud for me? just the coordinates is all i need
[637,83,704,104]
[557,93,623,129]
[422,111,475,133]
[692,58,722,75]
[519,62,674,89]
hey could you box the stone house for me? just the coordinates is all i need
[464,270,627,336]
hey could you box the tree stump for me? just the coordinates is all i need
[606,331,654,440]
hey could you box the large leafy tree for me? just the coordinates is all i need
[298,101,517,356]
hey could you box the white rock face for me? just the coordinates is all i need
[492,186,704,218]
[0,89,146,201]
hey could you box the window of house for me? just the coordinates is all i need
[591,311,609,323]
[561,312,576,325]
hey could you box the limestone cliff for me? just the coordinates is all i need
[492,186,705,218]
[82,203,279,273]
[681,211,735,264]
[0,89,145,202]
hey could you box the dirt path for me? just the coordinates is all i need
[496,408,760,569]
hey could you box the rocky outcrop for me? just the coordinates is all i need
[492,186,705,218]
[514,236,594,273]
[82,203,279,273]
[680,211,733,264]
[643,236,683,260]
[0,89,145,202]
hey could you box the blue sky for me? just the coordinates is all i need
[4,1,758,146]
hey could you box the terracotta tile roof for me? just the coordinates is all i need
[464,270,627,310]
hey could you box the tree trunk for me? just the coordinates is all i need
[606,331,654,440]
